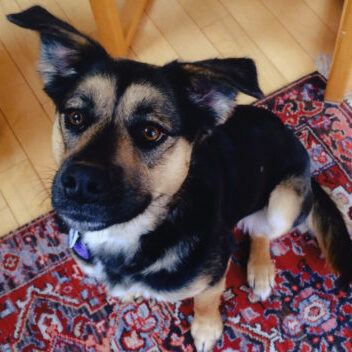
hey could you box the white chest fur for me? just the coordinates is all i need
[83,197,169,258]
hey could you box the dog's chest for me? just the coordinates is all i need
[80,230,141,281]
[84,228,140,259]
[75,228,203,302]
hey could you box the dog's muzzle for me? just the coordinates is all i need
[51,161,151,232]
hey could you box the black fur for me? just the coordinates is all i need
[310,179,352,289]
[68,105,313,293]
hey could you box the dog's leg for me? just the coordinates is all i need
[247,235,275,300]
[239,177,307,300]
[191,275,226,352]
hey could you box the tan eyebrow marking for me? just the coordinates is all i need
[65,74,117,118]
[117,83,173,129]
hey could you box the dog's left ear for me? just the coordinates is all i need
[174,58,263,126]
[7,6,107,102]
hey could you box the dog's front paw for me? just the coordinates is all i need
[247,259,275,301]
[119,293,137,304]
[191,314,223,352]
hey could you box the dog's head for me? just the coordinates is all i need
[8,6,263,232]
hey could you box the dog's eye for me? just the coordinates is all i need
[130,123,167,150]
[143,126,162,141]
[68,111,84,126]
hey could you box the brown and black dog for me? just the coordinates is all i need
[8,6,352,351]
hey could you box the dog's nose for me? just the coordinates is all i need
[61,163,111,202]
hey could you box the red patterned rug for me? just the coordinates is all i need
[1,72,351,352]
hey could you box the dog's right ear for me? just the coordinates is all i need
[7,6,107,102]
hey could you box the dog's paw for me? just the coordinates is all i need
[191,315,223,352]
[119,293,138,304]
[247,259,275,301]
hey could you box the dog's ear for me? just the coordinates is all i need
[7,6,107,100]
[173,58,263,126]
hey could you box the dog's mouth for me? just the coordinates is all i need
[58,210,111,232]
[63,217,108,232]
[52,194,152,232]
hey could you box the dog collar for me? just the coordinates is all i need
[68,228,90,260]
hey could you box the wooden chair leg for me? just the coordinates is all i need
[122,0,148,47]
[89,0,127,57]
[324,0,352,103]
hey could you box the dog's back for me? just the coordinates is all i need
[200,105,311,225]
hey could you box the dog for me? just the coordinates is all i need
[8,6,352,351]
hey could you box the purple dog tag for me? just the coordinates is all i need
[68,228,90,260]
[73,241,90,260]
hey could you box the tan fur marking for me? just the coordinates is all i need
[267,177,304,238]
[65,30,89,47]
[52,113,107,165]
[308,212,332,266]
[191,265,228,352]
[240,177,307,301]
[238,177,305,240]
[149,138,192,198]
[247,236,275,301]
[117,83,172,127]
[116,135,136,164]
[115,134,144,184]
[182,64,214,77]
[75,75,117,118]
[52,75,117,163]
[64,96,85,109]
[66,120,107,159]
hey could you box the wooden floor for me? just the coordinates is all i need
[0,0,344,236]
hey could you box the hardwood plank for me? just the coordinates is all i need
[304,0,343,33]
[0,41,25,89]
[177,0,228,28]
[127,49,140,61]
[0,207,18,236]
[202,16,287,98]
[1,0,52,111]
[42,101,56,122]
[0,76,56,191]
[16,0,70,20]
[0,160,52,226]
[262,0,336,59]
[220,0,314,81]
[0,38,56,187]
[0,191,19,236]
[147,0,219,61]
[55,0,97,37]
[0,110,27,173]
[131,14,178,65]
